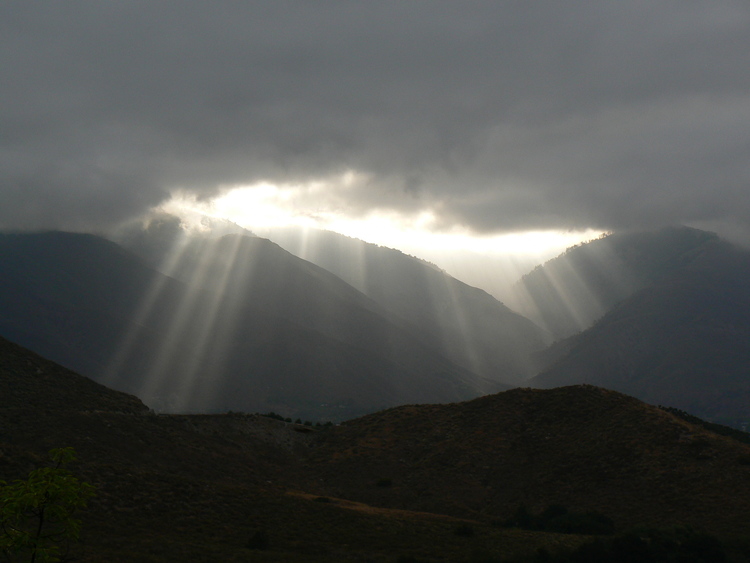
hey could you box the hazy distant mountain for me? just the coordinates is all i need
[529,235,750,427]
[255,226,550,383]
[0,231,501,418]
[3,341,749,560]
[511,226,720,340]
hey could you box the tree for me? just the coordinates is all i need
[0,448,95,563]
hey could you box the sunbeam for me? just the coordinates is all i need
[103,192,601,414]
[430,270,485,378]
[135,236,220,411]
[155,234,247,412]
[508,233,643,341]
[246,224,547,385]
[101,226,194,388]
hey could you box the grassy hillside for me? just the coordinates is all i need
[305,385,750,536]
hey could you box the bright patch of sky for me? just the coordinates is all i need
[160,182,602,300]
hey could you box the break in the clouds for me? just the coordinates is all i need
[2,1,750,237]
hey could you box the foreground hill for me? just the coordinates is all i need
[0,335,361,562]
[0,231,499,418]
[305,385,750,537]
[530,236,750,427]
[0,334,148,415]
[3,340,750,561]
[0,337,601,562]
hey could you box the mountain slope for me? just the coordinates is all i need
[511,226,720,340]
[529,237,750,426]
[256,226,550,383]
[0,334,148,415]
[0,231,500,418]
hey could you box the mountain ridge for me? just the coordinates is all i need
[530,234,750,426]
[250,225,550,383]
[0,230,501,418]
[511,226,720,340]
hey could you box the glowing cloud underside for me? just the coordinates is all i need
[161,182,602,301]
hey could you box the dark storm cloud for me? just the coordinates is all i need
[2,1,749,235]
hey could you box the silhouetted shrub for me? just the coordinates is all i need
[545,511,615,535]
[504,504,613,535]
[454,523,475,537]
[539,504,568,522]
[607,533,656,562]
[678,530,726,562]
[467,547,505,562]
[375,477,393,487]
[504,505,533,529]
[524,526,726,563]
[568,539,614,562]
[246,529,269,550]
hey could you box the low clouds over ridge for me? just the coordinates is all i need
[2,2,749,237]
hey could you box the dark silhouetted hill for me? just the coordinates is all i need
[305,385,750,537]
[0,334,147,414]
[2,341,749,561]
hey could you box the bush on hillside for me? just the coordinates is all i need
[504,504,614,535]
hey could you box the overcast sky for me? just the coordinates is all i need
[3,1,750,242]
